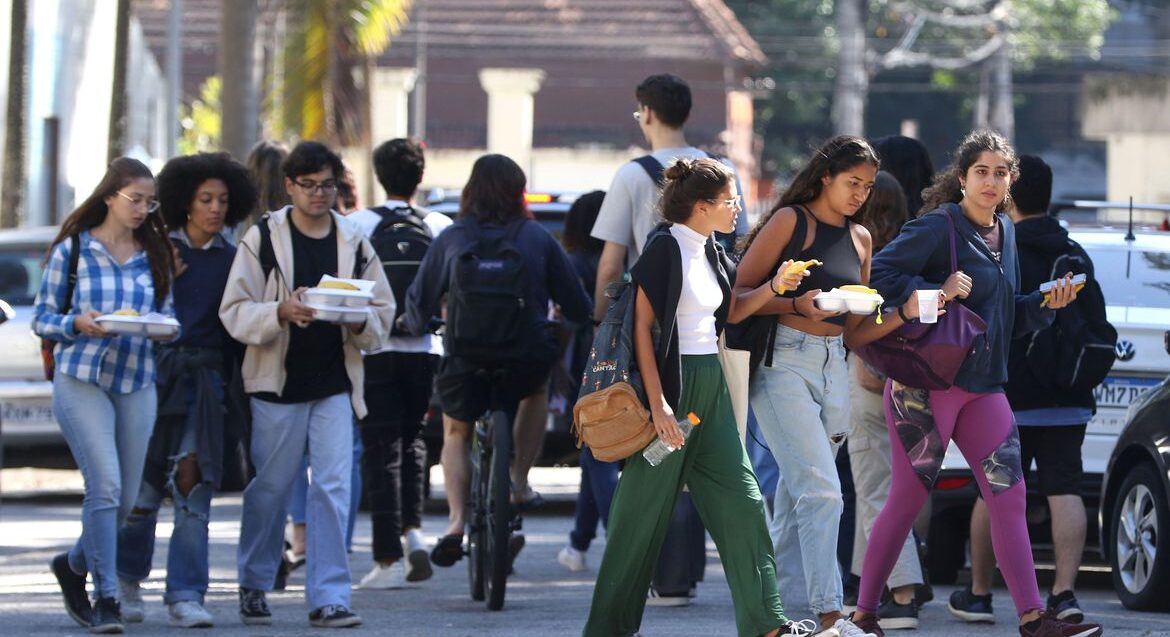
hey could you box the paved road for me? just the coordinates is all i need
[2,486,1169,635]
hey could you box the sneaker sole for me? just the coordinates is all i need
[88,623,125,634]
[170,617,213,629]
[946,603,994,623]
[309,617,363,628]
[878,616,920,630]
[121,609,144,623]
[405,548,433,582]
[1055,608,1085,623]
[1066,628,1101,637]
[557,555,586,572]
[645,597,690,607]
[239,614,273,626]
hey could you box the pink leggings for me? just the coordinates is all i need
[857,384,1044,616]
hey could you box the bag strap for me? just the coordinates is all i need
[942,205,960,274]
[61,234,80,316]
[633,155,665,187]
[257,214,276,280]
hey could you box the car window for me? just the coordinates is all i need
[0,247,46,306]
[1084,245,1170,309]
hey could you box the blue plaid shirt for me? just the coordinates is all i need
[33,230,174,394]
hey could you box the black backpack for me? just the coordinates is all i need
[1024,241,1118,393]
[446,218,538,365]
[368,205,432,335]
[255,214,366,297]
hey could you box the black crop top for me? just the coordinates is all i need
[783,215,862,326]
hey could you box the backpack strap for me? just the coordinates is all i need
[61,234,80,315]
[633,155,666,187]
[256,214,276,281]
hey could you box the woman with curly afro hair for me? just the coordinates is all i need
[115,152,256,628]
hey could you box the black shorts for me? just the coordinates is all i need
[435,338,558,423]
[1018,424,1086,497]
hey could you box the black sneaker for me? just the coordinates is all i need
[90,597,124,634]
[238,587,272,625]
[914,582,934,608]
[877,598,919,630]
[1046,590,1084,624]
[1019,610,1101,637]
[947,587,994,623]
[843,573,860,610]
[51,552,92,628]
[309,605,362,628]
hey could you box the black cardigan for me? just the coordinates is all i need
[629,223,736,411]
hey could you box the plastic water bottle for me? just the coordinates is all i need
[643,412,702,467]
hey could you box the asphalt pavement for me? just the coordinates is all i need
[1,468,1169,636]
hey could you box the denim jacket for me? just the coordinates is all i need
[870,204,1054,394]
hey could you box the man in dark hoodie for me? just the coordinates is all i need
[957,155,1097,626]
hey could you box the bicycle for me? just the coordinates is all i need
[466,370,522,611]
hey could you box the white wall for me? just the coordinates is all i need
[421,147,640,195]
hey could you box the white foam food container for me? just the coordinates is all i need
[95,312,181,337]
[304,303,369,324]
[303,275,375,308]
[814,288,885,315]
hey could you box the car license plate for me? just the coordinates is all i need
[1,399,56,425]
[1089,376,1162,434]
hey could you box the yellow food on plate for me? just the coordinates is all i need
[318,280,360,291]
[785,259,823,276]
[840,284,878,295]
[112,309,140,316]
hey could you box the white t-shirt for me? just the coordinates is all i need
[669,224,719,355]
[349,200,453,355]
[591,147,747,264]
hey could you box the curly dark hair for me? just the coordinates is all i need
[156,152,258,231]
[922,130,1019,214]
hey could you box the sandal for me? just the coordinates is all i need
[511,486,545,512]
[429,534,464,567]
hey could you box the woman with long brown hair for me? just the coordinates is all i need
[35,157,176,633]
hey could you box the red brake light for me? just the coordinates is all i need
[935,476,974,491]
[525,193,553,204]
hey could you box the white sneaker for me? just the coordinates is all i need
[118,578,145,623]
[168,601,214,628]
[557,545,586,572]
[357,561,405,590]
[783,619,820,637]
[645,588,690,607]
[403,529,433,582]
[826,617,877,637]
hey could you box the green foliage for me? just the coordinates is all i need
[179,76,221,155]
[1010,0,1117,68]
[277,0,411,145]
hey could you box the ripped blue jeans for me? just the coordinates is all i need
[117,372,221,605]
[749,323,849,615]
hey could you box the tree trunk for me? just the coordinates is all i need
[221,0,259,161]
[974,61,990,130]
[989,39,1014,142]
[832,0,867,136]
[107,0,131,163]
[2,0,28,228]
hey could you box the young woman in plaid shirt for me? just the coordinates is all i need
[35,157,176,634]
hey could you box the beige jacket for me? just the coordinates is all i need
[219,207,395,419]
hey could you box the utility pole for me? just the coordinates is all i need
[165,0,182,158]
[411,2,427,141]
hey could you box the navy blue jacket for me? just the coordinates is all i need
[403,217,592,339]
[870,204,1054,394]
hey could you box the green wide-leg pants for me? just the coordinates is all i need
[583,355,787,637]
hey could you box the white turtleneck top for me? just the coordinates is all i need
[669,223,720,355]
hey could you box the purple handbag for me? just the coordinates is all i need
[856,210,987,390]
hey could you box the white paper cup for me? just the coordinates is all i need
[917,290,941,324]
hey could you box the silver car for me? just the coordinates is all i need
[0,227,63,450]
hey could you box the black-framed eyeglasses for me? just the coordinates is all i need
[115,190,160,213]
[293,179,339,194]
[709,197,742,211]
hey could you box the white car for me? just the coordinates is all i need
[0,227,63,450]
[926,227,1170,582]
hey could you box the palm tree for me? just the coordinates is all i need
[2,0,28,228]
[220,0,259,161]
[108,0,131,163]
[278,0,412,146]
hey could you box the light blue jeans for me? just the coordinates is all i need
[117,371,223,604]
[288,419,363,551]
[749,323,849,616]
[53,373,157,600]
[238,393,354,610]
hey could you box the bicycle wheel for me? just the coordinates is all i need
[484,409,512,610]
[466,417,488,601]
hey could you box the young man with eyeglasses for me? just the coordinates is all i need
[219,141,395,628]
[589,73,748,607]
